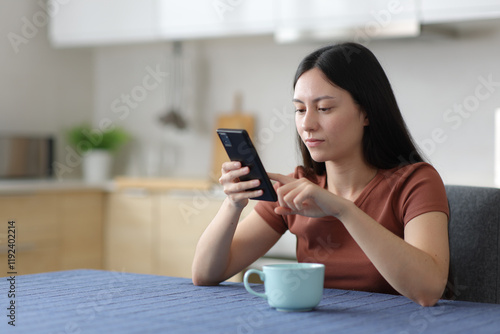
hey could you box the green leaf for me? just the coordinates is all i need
[66,124,130,153]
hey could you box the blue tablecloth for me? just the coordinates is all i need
[2,269,500,333]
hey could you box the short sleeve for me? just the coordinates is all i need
[395,163,450,225]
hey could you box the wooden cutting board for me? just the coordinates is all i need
[211,94,255,181]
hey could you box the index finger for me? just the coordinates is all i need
[268,172,296,185]
[221,161,242,172]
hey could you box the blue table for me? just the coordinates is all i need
[2,269,500,333]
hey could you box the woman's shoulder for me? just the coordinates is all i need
[374,162,446,199]
[381,162,442,182]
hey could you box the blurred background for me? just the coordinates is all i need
[1,0,500,279]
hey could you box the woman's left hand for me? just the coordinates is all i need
[268,173,347,218]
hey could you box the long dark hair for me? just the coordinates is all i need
[294,42,424,175]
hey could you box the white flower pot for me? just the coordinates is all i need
[82,150,112,183]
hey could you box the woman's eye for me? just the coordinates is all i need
[318,107,331,112]
[295,109,306,113]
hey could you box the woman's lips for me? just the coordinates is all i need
[305,138,324,147]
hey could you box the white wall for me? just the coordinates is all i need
[3,1,500,186]
[92,38,308,179]
[93,29,500,186]
[0,0,93,179]
[370,32,500,187]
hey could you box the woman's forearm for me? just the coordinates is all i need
[339,202,449,306]
[191,198,244,286]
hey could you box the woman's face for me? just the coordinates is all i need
[293,68,368,165]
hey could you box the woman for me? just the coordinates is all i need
[192,42,449,307]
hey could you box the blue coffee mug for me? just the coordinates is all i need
[243,263,325,312]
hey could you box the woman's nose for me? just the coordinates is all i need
[301,109,318,131]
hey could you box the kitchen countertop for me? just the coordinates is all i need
[0,177,216,195]
[113,176,213,191]
[0,178,114,194]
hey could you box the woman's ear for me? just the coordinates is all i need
[360,109,369,126]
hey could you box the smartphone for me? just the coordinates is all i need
[216,128,277,202]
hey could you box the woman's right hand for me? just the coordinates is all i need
[219,161,263,208]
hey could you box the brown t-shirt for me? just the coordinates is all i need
[254,162,449,295]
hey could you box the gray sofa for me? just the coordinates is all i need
[445,185,500,304]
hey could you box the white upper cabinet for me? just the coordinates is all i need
[49,0,274,47]
[420,0,500,24]
[48,0,500,47]
[273,0,420,43]
[49,0,160,47]
[157,0,274,40]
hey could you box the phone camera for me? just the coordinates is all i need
[220,133,232,147]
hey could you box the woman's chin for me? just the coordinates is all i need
[310,156,327,163]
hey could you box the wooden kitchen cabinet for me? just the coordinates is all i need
[157,194,223,278]
[104,189,255,280]
[59,191,104,270]
[0,193,59,275]
[0,190,104,276]
[158,192,255,280]
[104,191,159,274]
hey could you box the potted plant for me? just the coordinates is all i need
[67,124,130,183]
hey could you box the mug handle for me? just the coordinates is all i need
[243,269,267,299]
